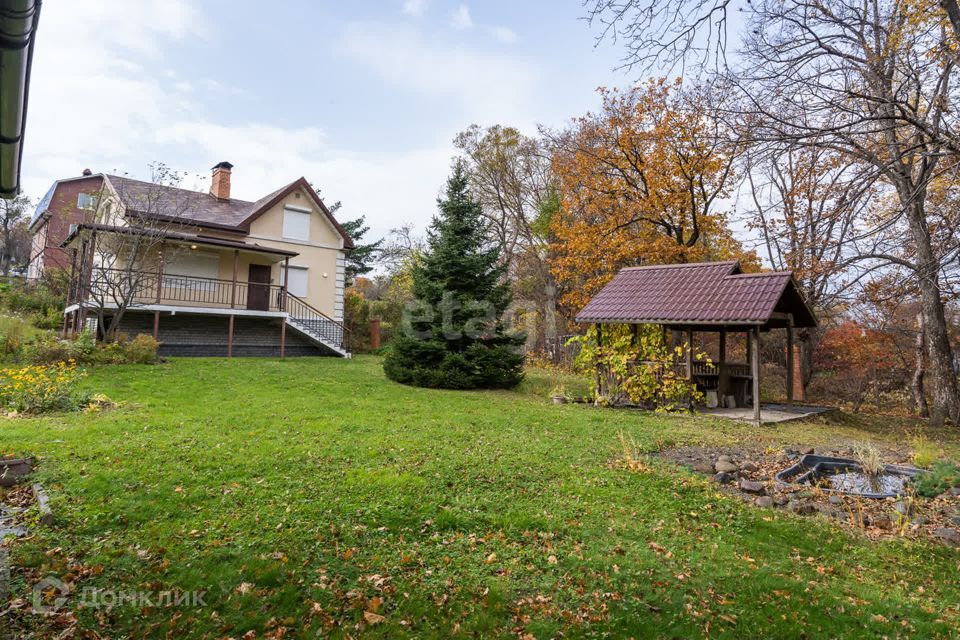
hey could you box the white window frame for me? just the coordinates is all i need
[282,265,309,298]
[282,207,311,241]
[77,193,98,210]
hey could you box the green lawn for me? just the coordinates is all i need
[2,357,959,638]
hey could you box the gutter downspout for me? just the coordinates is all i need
[0,0,41,198]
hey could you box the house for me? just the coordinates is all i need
[28,163,353,357]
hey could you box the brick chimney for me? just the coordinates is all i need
[210,161,233,200]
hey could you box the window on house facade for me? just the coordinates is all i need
[77,193,98,210]
[283,266,308,297]
[282,208,310,241]
[163,251,220,292]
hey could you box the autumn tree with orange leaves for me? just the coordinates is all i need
[545,80,757,313]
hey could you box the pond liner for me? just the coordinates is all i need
[775,454,923,499]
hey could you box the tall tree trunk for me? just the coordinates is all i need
[543,273,558,347]
[913,311,930,418]
[942,0,960,41]
[904,198,960,426]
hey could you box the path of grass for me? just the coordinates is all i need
[2,357,959,638]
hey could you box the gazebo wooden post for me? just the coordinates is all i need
[595,323,603,396]
[786,314,794,407]
[685,326,694,380]
[718,328,727,397]
[751,326,761,426]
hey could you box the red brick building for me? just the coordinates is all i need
[27,171,102,277]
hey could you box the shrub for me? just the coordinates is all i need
[912,461,960,498]
[384,336,524,390]
[0,321,24,357]
[32,308,64,330]
[1,271,67,320]
[116,334,160,364]
[911,435,943,469]
[0,361,87,414]
[21,333,77,364]
[18,331,159,365]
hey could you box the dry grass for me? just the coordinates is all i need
[853,443,885,476]
[616,429,650,472]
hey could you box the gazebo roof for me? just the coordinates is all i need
[575,261,817,329]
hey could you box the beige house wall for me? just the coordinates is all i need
[246,185,347,320]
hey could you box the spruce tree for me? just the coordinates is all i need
[383,162,525,389]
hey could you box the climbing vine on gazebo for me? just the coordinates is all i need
[569,324,709,411]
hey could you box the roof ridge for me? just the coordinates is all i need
[106,174,254,206]
[725,271,792,279]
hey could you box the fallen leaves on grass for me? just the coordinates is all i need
[363,610,386,624]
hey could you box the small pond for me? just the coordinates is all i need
[776,454,922,499]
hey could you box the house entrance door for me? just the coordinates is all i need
[247,264,271,311]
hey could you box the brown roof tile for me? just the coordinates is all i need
[107,175,255,230]
[575,262,817,328]
[105,175,354,248]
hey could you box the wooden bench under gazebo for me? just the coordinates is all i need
[575,261,818,425]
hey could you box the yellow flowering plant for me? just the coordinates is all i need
[0,360,88,414]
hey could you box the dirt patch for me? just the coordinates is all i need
[655,444,960,547]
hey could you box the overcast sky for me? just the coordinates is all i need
[23,1,634,240]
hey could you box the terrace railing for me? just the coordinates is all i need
[71,267,349,349]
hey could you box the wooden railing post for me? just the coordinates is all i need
[153,244,165,339]
[155,245,164,303]
[230,249,238,309]
[282,257,290,313]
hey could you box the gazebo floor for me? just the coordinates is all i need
[700,403,837,425]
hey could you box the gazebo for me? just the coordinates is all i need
[575,262,818,425]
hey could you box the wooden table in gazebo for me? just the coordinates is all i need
[575,261,818,425]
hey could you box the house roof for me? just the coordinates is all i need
[61,223,299,258]
[575,261,817,329]
[103,175,354,248]
[106,175,255,231]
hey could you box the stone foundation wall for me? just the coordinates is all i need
[110,311,327,357]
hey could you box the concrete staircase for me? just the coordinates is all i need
[286,315,351,357]
[283,292,350,357]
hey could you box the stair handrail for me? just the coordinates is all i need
[284,291,350,350]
